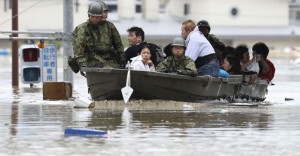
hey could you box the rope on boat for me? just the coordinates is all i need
[207,76,212,87]
[217,82,222,96]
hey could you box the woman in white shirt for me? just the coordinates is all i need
[130,45,155,71]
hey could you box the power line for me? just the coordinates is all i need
[0,0,46,27]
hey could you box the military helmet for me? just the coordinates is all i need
[197,20,211,30]
[88,1,103,16]
[98,0,108,11]
[171,37,186,48]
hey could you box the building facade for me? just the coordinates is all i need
[0,0,299,53]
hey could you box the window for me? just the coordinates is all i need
[75,0,79,12]
[4,0,11,12]
[296,10,300,20]
[231,7,239,17]
[184,3,190,15]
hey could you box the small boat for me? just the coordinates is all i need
[80,67,269,102]
[64,127,109,137]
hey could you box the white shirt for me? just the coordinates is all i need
[130,55,155,72]
[185,27,215,61]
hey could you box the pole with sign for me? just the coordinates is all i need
[41,44,57,82]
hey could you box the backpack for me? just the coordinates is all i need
[146,42,166,65]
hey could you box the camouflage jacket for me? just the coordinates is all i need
[207,34,225,49]
[155,55,198,76]
[72,20,125,67]
[98,20,125,62]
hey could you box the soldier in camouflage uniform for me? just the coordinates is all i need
[98,1,126,67]
[72,1,125,69]
[197,20,225,49]
[156,37,198,76]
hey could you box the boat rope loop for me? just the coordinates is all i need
[202,76,213,87]
[207,76,212,86]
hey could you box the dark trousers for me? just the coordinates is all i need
[197,59,220,77]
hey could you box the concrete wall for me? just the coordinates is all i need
[167,0,289,26]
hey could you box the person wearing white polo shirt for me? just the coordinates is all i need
[181,19,220,77]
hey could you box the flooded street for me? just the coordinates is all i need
[1,55,300,156]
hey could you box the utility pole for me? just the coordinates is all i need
[12,0,19,87]
[63,0,74,85]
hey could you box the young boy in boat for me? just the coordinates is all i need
[252,42,275,83]
[155,37,198,76]
[130,45,155,71]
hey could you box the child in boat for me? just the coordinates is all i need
[130,45,155,71]
[219,55,241,78]
[234,44,263,83]
[155,37,198,76]
[252,42,275,83]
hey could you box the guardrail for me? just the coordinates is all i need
[0,30,64,40]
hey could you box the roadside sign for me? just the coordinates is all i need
[41,44,57,82]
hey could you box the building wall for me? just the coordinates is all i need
[167,0,289,26]
[0,0,296,52]
[0,0,89,33]
[142,0,159,21]
[118,0,135,19]
[0,0,90,50]
[0,0,290,31]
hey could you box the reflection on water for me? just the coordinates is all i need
[3,95,293,155]
[89,106,270,130]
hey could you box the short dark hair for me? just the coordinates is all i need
[234,44,249,61]
[225,55,241,75]
[127,26,145,42]
[226,46,235,54]
[252,42,269,59]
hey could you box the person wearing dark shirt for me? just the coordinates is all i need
[125,26,164,66]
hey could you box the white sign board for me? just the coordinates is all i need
[41,44,57,82]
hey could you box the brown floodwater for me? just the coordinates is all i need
[0,56,300,156]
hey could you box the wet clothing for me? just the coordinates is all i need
[155,55,198,76]
[130,55,155,72]
[73,20,125,68]
[258,59,275,82]
[185,27,220,77]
